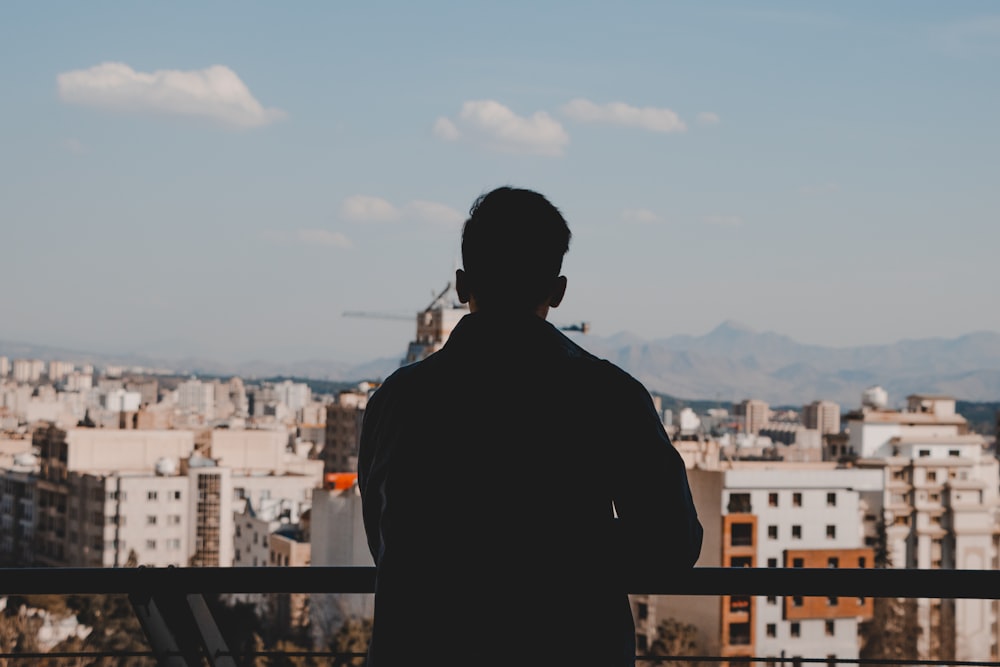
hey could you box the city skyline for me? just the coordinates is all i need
[2,2,999,365]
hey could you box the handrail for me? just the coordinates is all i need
[2,566,999,599]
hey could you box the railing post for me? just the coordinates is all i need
[129,591,237,667]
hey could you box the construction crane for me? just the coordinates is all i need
[343,281,589,333]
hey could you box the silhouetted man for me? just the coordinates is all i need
[358,186,702,666]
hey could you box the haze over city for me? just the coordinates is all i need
[2,2,998,365]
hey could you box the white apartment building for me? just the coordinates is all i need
[850,393,1000,662]
[639,463,882,663]
[0,356,9,378]
[47,361,76,382]
[12,359,45,384]
[177,379,216,421]
[27,426,322,569]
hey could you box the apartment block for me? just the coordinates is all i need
[636,463,880,662]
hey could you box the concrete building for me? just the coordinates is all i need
[12,359,45,384]
[849,393,1000,662]
[0,356,9,378]
[323,387,370,474]
[803,400,841,435]
[636,462,880,663]
[734,399,770,435]
[403,282,469,365]
[25,426,322,569]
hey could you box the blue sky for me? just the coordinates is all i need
[2,2,998,365]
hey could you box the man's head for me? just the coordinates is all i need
[456,186,571,316]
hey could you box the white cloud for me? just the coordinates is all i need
[696,111,720,126]
[406,200,465,228]
[57,62,285,128]
[703,215,744,227]
[621,208,662,224]
[296,229,353,249]
[432,117,461,141]
[433,100,569,156]
[341,195,401,223]
[561,98,686,133]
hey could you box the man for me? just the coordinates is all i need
[358,186,702,666]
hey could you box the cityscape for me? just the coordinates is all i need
[1,290,998,663]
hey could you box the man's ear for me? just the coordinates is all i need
[548,275,568,308]
[455,269,471,304]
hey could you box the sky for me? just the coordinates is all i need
[2,2,998,366]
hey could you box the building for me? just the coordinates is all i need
[803,400,841,435]
[25,426,322,569]
[323,387,370,474]
[636,462,880,663]
[849,393,1000,662]
[734,399,770,435]
[402,282,469,365]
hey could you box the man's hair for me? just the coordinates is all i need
[461,186,571,310]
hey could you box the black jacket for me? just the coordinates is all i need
[358,311,702,666]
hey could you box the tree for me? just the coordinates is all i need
[859,515,919,662]
[646,617,700,667]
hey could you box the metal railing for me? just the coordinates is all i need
[1,566,999,665]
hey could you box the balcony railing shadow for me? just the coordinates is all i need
[1,566,999,666]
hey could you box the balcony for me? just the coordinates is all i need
[0,566,998,665]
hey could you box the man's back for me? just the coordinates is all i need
[359,311,702,666]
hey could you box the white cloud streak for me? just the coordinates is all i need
[341,195,465,229]
[341,195,401,223]
[621,208,662,224]
[57,62,285,128]
[561,98,687,133]
[696,111,721,126]
[433,100,569,156]
[295,229,353,249]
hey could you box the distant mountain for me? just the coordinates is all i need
[572,322,1000,406]
[5,323,1000,405]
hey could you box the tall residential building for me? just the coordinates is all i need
[637,463,881,662]
[0,356,9,378]
[323,388,370,474]
[26,426,321,569]
[850,393,1000,662]
[803,400,841,435]
[734,399,770,435]
[12,359,45,384]
[46,361,76,382]
[177,378,216,421]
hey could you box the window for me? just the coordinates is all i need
[731,556,752,568]
[171,490,182,501]
[731,523,753,546]
[919,449,930,457]
[767,525,778,539]
[728,493,752,514]
[792,492,802,507]
[767,558,777,568]
[949,449,960,457]
[766,623,776,638]
[792,525,802,539]
[768,492,778,507]
[637,602,648,620]
[167,538,181,550]
[790,622,800,638]
[792,596,803,607]
[828,557,839,568]
[858,556,867,568]
[826,525,836,539]
[826,492,836,506]
[827,596,838,606]
[927,470,937,482]
[146,539,156,550]
[766,595,777,604]
[792,557,804,568]
[147,490,158,501]
[894,515,909,526]
[146,515,157,526]
[729,623,750,646]
[637,635,648,653]
[168,514,181,525]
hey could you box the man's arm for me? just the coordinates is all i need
[609,368,703,572]
[357,386,387,563]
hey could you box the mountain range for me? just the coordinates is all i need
[4,321,1000,406]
